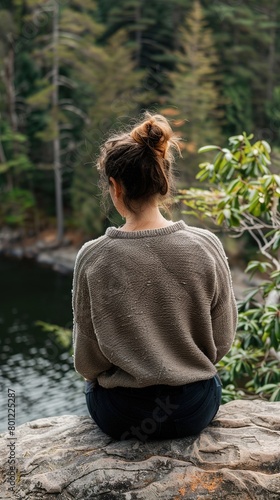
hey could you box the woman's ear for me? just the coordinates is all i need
[109,177,123,199]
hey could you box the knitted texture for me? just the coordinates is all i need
[72,221,237,388]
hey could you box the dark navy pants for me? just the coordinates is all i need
[85,375,222,441]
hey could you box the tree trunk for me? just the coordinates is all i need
[266,2,277,102]
[4,46,18,133]
[3,45,18,190]
[52,0,64,245]
[0,139,12,191]
[134,3,142,68]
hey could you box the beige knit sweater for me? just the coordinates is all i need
[72,221,237,388]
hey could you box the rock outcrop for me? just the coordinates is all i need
[1,399,280,499]
[0,227,78,274]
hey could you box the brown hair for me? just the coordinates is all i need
[97,112,181,212]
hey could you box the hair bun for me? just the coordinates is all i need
[131,113,173,158]
[98,111,181,211]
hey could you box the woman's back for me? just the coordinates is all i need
[73,221,236,388]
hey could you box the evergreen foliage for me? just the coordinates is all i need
[166,0,222,182]
[97,0,190,94]
[0,0,279,237]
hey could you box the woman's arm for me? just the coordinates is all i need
[210,237,238,364]
[73,323,113,382]
[72,246,113,381]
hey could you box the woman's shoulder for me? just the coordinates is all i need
[74,234,110,272]
[179,223,224,248]
[187,225,222,242]
[179,225,229,268]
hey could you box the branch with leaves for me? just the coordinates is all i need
[178,133,280,401]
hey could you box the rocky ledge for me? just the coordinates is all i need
[0,399,280,499]
[0,227,79,274]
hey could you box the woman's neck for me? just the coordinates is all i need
[119,206,173,232]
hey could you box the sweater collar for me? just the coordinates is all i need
[105,220,186,239]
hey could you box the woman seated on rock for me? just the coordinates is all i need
[72,112,237,442]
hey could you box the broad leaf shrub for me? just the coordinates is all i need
[178,133,280,402]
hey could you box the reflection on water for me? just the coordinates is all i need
[0,257,86,434]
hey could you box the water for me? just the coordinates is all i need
[0,257,86,434]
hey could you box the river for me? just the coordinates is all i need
[0,257,85,434]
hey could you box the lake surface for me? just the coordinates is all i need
[0,257,86,434]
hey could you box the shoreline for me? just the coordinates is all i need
[0,227,84,274]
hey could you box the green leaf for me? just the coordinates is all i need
[261,140,271,153]
[196,170,210,181]
[198,145,220,154]
[245,260,271,275]
[271,387,280,402]
[216,212,225,225]
[274,175,280,187]
[256,383,277,393]
[227,178,243,194]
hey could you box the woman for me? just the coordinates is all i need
[72,112,237,441]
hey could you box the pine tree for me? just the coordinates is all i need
[16,0,148,237]
[0,3,35,231]
[71,31,146,236]
[202,0,280,139]
[24,0,103,243]
[167,0,222,182]
[97,0,191,97]
[0,8,18,190]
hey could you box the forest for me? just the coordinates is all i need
[1,0,280,241]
